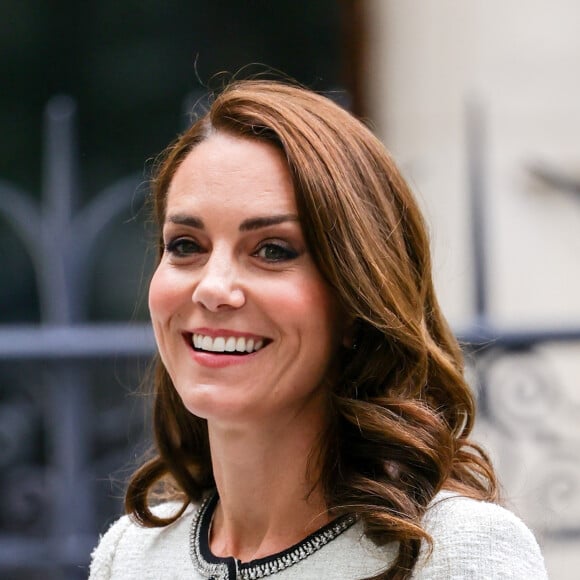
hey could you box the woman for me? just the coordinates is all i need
[90,80,547,579]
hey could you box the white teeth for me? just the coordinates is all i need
[192,334,266,354]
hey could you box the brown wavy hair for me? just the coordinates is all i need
[125,80,498,579]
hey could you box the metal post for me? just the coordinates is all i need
[466,98,489,327]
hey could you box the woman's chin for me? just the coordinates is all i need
[179,389,259,425]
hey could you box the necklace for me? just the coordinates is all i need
[189,493,356,579]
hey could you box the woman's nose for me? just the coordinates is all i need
[191,251,245,312]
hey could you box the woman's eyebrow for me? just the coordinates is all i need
[165,213,299,231]
[166,214,204,229]
[239,214,299,232]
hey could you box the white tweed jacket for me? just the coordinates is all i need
[89,492,548,579]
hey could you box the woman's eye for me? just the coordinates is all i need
[165,237,202,257]
[255,243,299,262]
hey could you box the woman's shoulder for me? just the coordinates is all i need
[415,491,548,579]
[89,501,198,580]
[424,490,540,541]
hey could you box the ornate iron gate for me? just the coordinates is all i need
[0,97,155,580]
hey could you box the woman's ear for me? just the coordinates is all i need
[342,317,359,350]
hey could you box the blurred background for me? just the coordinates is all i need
[0,1,578,578]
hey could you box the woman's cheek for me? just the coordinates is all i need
[148,265,183,321]
[148,267,164,319]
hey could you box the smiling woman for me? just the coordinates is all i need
[149,132,343,424]
[89,81,548,579]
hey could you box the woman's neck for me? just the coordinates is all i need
[206,416,330,563]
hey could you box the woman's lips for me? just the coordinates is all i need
[182,331,271,364]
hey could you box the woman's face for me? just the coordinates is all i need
[149,132,345,428]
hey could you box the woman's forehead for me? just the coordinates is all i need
[164,132,299,220]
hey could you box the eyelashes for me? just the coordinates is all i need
[165,237,202,258]
[164,237,300,264]
[254,242,299,262]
